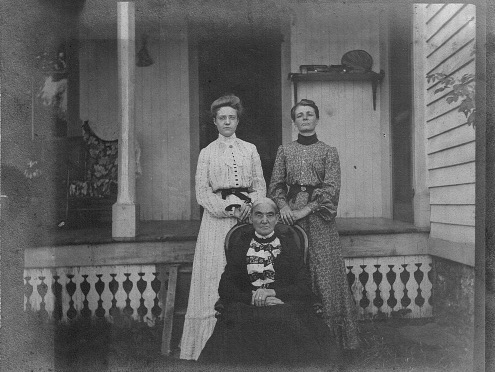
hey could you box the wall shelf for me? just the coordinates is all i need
[288,70,385,110]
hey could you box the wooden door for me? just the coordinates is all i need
[197,28,282,184]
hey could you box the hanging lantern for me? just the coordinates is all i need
[136,35,153,67]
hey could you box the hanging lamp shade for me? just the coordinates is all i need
[136,36,153,67]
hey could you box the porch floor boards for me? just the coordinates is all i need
[35,217,429,247]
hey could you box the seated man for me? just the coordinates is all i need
[198,197,342,366]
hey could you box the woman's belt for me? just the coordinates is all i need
[286,184,317,203]
[218,187,252,204]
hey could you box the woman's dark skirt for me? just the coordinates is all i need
[198,301,342,367]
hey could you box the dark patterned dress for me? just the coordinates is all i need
[269,134,359,349]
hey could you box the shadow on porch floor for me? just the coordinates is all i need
[13,309,472,372]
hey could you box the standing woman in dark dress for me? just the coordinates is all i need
[269,99,359,350]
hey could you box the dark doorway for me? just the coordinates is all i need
[389,6,414,223]
[196,25,282,184]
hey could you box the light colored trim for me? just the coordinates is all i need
[113,2,137,237]
[26,231,430,268]
[24,241,195,268]
[115,1,136,205]
[379,7,392,218]
[428,237,475,267]
[412,4,431,228]
[341,233,429,258]
[473,3,487,370]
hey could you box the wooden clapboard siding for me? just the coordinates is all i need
[426,98,461,124]
[428,162,475,188]
[426,109,467,138]
[428,141,475,169]
[430,184,475,205]
[430,205,475,226]
[79,35,191,221]
[425,4,451,34]
[420,3,476,246]
[427,63,474,102]
[430,222,475,244]
[426,69,475,120]
[290,3,385,218]
[426,62,474,106]
[427,32,475,77]
[428,124,475,154]
[426,60,475,98]
[426,4,474,58]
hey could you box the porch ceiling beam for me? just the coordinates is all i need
[113,1,138,239]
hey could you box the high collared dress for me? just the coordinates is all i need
[269,135,359,350]
[180,133,266,360]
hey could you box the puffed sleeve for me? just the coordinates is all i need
[247,144,267,203]
[306,147,341,221]
[195,147,231,218]
[268,146,289,209]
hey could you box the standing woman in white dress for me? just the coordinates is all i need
[180,94,266,360]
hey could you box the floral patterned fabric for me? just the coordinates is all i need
[269,140,359,349]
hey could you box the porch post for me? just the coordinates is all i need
[476,2,491,371]
[411,5,430,228]
[113,1,137,238]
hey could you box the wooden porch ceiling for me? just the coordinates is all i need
[79,0,285,39]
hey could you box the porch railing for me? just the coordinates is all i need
[24,254,432,323]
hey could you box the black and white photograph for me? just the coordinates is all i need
[0,0,492,371]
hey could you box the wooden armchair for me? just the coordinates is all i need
[214,223,323,318]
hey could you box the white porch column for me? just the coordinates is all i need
[113,1,137,238]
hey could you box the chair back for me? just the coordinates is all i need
[224,223,309,264]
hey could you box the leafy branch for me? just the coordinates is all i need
[426,72,476,127]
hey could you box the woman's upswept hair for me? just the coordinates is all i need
[251,197,279,214]
[210,94,244,119]
[290,99,320,121]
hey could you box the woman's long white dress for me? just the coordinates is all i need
[179,133,266,360]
